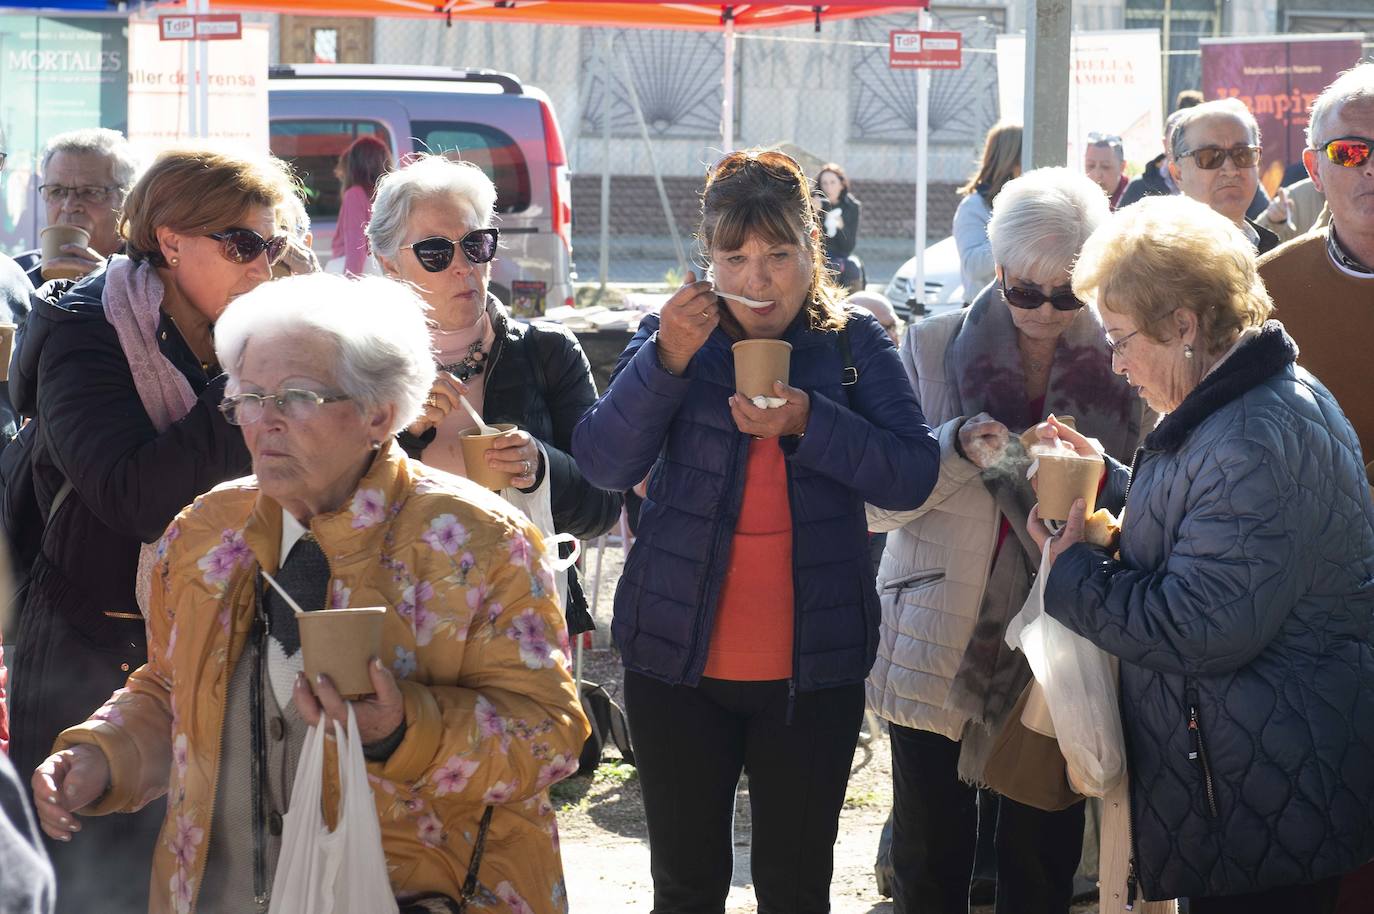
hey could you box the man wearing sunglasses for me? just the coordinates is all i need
[1261,64,1374,484]
[1167,98,1280,254]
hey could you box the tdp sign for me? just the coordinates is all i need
[889,30,963,70]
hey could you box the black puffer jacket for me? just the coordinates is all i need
[7,263,251,782]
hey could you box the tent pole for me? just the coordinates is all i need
[597,30,613,296]
[721,17,736,152]
[185,0,197,138]
[914,8,931,310]
[198,0,210,138]
[617,51,688,279]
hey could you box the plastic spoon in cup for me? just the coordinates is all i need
[261,568,308,614]
[716,291,776,310]
[458,393,497,436]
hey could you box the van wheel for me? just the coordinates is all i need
[490,283,510,307]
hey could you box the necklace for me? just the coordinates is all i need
[438,338,489,382]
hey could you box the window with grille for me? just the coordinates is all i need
[1125,0,1222,108]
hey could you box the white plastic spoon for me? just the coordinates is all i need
[716,291,776,310]
[261,568,308,614]
[459,393,498,436]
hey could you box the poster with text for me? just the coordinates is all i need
[997,30,1164,176]
[0,14,128,253]
[1201,35,1362,195]
[126,19,269,162]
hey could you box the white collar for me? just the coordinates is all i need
[280,508,309,567]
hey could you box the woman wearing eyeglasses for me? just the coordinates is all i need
[574,148,939,913]
[865,168,1150,914]
[367,155,621,632]
[6,145,298,914]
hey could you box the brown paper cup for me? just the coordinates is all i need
[1018,414,1077,450]
[39,225,92,281]
[0,324,14,383]
[298,607,387,699]
[1020,679,1056,737]
[732,339,792,400]
[458,423,519,490]
[1035,453,1101,522]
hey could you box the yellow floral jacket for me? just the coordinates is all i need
[55,445,590,914]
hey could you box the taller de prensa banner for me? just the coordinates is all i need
[1201,35,1363,195]
[996,30,1164,174]
[0,14,128,255]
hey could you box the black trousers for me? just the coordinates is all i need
[888,723,1085,914]
[1190,875,1342,914]
[624,671,865,914]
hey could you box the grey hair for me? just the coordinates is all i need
[1170,99,1261,161]
[986,166,1110,281]
[366,154,497,260]
[276,191,310,240]
[41,128,140,192]
[1307,63,1374,148]
[215,273,436,437]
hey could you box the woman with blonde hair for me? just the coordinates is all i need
[1030,194,1374,913]
[7,145,299,914]
[954,121,1023,301]
[573,148,939,913]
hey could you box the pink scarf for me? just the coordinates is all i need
[102,255,199,433]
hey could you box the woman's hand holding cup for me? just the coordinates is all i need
[484,427,542,489]
[656,271,720,376]
[32,744,111,841]
[293,658,405,744]
[1028,414,1105,461]
[729,381,810,439]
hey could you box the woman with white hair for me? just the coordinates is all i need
[367,154,621,631]
[30,273,590,914]
[866,167,1151,914]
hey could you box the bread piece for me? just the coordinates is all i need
[1084,509,1120,549]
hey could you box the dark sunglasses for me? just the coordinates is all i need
[1179,144,1262,170]
[1318,136,1373,169]
[710,150,803,188]
[408,228,500,272]
[1000,278,1084,312]
[207,228,289,266]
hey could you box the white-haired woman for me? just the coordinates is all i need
[31,273,590,914]
[367,154,621,631]
[866,167,1151,914]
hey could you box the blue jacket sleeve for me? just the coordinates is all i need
[1043,437,1303,676]
[785,313,939,511]
[571,316,693,492]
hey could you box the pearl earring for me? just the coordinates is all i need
[1183,344,1195,359]
[169,257,179,267]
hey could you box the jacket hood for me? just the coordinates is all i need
[12,261,110,415]
[1145,320,1297,452]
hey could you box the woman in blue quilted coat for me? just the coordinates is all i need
[573,149,939,913]
[1029,195,1374,913]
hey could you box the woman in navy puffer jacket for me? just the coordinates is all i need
[1029,196,1374,913]
[573,149,938,914]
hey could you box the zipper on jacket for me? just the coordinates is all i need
[784,457,802,727]
[1185,681,1220,819]
[1120,446,1144,511]
[879,570,945,597]
[1125,857,1138,910]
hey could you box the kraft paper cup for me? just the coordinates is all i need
[297,607,387,699]
[732,339,792,400]
[1035,452,1101,522]
[0,323,14,383]
[1020,680,1056,737]
[459,423,519,490]
[39,225,92,281]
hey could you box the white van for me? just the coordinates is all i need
[267,64,575,315]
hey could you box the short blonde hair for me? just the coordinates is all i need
[121,146,300,267]
[1072,195,1272,355]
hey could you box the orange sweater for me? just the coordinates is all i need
[704,438,795,681]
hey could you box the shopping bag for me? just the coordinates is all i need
[268,704,400,914]
[1005,549,1126,797]
[982,681,1083,811]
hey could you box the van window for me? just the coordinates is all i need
[410,121,531,214]
[269,120,392,221]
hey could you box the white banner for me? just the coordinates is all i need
[997,30,1164,173]
[126,19,269,159]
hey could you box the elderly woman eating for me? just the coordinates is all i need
[30,273,589,914]
[1029,195,1374,914]
[866,167,1151,914]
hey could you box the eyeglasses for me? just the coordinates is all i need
[406,228,501,273]
[1000,278,1084,312]
[709,150,804,188]
[1105,329,1141,358]
[1317,136,1373,169]
[219,388,352,426]
[1178,145,1262,170]
[38,184,117,205]
[207,228,289,267]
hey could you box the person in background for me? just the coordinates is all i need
[331,134,391,276]
[954,122,1023,303]
[1083,131,1129,209]
[273,190,321,278]
[1120,108,1189,208]
[1262,174,1329,243]
[0,251,32,756]
[15,129,138,287]
[867,168,1148,914]
[573,148,939,914]
[6,146,297,914]
[848,289,902,347]
[815,163,864,292]
[1168,98,1279,254]
[1031,193,1374,914]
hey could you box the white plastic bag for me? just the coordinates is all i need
[1005,549,1126,797]
[268,705,399,914]
[500,443,581,606]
